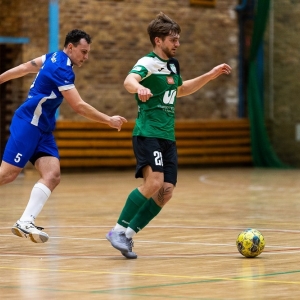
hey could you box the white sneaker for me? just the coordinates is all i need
[11,221,49,243]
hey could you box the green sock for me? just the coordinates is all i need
[117,188,148,228]
[128,198,162,233]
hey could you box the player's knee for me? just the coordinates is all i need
[0,171,19,185]
[158,183,174,205]
[151,177,164,193]
[44,170,61,189]
[51,171,61,187]
[165,190,173,202]
[161,187,174,203]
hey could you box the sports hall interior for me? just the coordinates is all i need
[1,0,300,299]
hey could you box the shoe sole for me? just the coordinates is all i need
[11,227,49,243]
[121,252,137,259]
[11,228,24,238]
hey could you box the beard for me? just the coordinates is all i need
[161,46,176,58]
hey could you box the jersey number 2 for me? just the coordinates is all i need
[154,151,163,166]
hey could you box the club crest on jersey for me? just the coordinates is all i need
[169,63,177,74]
[167,76,175,84]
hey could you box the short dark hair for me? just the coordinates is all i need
[147,12,181,47]
[64,29,92,47]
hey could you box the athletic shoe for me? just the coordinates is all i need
[121,251,137,259]
[106,230,137,259]
[11,221,49,243]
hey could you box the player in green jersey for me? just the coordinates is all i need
[106,12,231,259]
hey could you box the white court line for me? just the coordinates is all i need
[1,225,300,233]
[199,175,300,192]
[0,251,300,259]
[0,233,299,250]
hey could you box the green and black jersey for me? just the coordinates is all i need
[129,52,183,141]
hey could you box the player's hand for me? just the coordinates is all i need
[209,63,232,80]
[108,116,128,131]
[137,87,153,102]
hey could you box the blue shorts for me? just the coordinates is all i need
[2,114,59,168]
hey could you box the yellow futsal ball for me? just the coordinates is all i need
[236,228,265,258]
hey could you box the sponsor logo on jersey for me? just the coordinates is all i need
[132,66,142,71]
[158,67,164,72]
[167,76,175,84]
[51,52,57,63]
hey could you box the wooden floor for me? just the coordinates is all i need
[1,167,300,299]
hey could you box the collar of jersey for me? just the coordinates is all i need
[61,51,74,67]
[151,51,169,63]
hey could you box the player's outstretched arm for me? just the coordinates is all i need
[177,63,231,98]
[62,88,127,131]
[0,56,43,84]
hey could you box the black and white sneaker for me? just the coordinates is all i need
[11,220,49,243]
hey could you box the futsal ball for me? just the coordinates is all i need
[236,228,265,258]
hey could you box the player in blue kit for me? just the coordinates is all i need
[0,29,127,243]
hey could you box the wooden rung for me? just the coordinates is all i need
[189,0,216,7]
[56,140,133,148]
[55,120,135,130]
[176,138,250,147]
[178,147,251,155]
[175,130,250,138]
[59,148,134,157]
[178,155,252,164]
[175,119,250,130]
[59,157,136,167]
[54,131,133,139]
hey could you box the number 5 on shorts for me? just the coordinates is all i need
[14,153,23,163]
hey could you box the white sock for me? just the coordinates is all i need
[113,223,127,232]
[125,227,136,239]
[19,183,51,223]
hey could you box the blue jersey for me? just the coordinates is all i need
[15,51,75,132]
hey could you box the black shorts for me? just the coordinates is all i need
[132,136,178,185]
